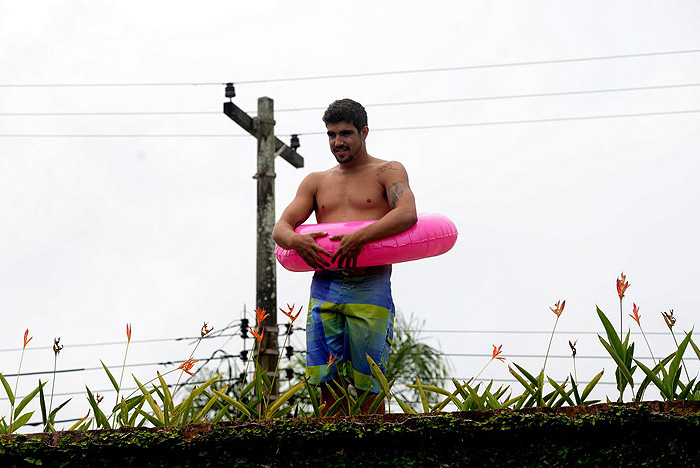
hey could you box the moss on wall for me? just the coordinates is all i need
[1,401,699,467]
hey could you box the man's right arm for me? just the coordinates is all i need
[272,173,332,269]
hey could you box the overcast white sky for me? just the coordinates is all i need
[1,1,699,427]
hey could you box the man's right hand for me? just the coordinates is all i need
[290,231,332,269]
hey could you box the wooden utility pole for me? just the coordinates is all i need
[223,87,304,398]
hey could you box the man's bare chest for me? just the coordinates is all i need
[314,173,390,222]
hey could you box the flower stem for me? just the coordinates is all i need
[116,340,130,406]
[543,315,560,374]
[470,358,493,385]
[47,354,58,430]
[173,337,203,396]
[638,327,657,366]
[10,349,26,433]
[619,299,623,340]
[263,325,292,410]
[669,329,691,382]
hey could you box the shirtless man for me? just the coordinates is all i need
[273,99,417,413]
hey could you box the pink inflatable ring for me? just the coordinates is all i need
[275,213,458,272]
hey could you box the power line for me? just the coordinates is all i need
[0,111,220,116]
[2,82,699,117]
[0,133,250,138]
[1,108,699,140]
[236,49,700,84]
[290,108,700,136]
[2,48,698,89]
[277,82,700,111]
[0,82,224,89]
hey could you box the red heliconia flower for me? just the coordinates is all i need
[617,272,630,300]
[201,321,213,338]
[178,358,199,376]
[550,300,566,317]
[23,329,33,350]
[250,326,265,342]
[327,352,338,366]
[255,307,270,325]
[280,303,303,323]
[630,303,642,327]
[126,323,132,344]
[491,344,505,362]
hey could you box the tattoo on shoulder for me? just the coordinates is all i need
[387,181,409,208]
[377,162,399,176]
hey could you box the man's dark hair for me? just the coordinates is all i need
[322,99,367,133]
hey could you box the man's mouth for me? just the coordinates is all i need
[335,147,349,154]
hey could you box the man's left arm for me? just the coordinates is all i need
[330,161,417,268]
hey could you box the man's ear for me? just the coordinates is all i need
[361,126,369,140]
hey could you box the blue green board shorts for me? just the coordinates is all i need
[306,265,395,393]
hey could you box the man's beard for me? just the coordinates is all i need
[334,146,354,163]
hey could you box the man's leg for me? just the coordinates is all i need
[360,392,385,414]
[320,381,386,415]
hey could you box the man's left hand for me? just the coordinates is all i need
[329,232,366,268]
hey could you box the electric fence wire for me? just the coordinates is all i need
[0,327,678,354]
[5,346,693,384]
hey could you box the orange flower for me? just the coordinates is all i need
[201,321,213,338]
[126,323,132,343]
[630,303,642,327]
[255,307,269,325]
[250,326,265,342]
[550,300,566,317]
[327,352,338,366]
[617,272,630,300]
[178,358,199,376]
[280,303,303,323]
[23,329,33,349]
[491,344,505,362]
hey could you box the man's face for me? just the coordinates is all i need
[326,121,367,164]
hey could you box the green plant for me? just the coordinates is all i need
[597,305,636,401]
[634,330,698,401]
[0,329,61,435]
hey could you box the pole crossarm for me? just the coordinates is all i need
[223,102,304,168]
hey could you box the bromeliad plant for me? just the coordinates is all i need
[598,272,637,402]
[0,330,71,434]
[598,272,700,403]
[2,278,699,434]
[0,330,42,434]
